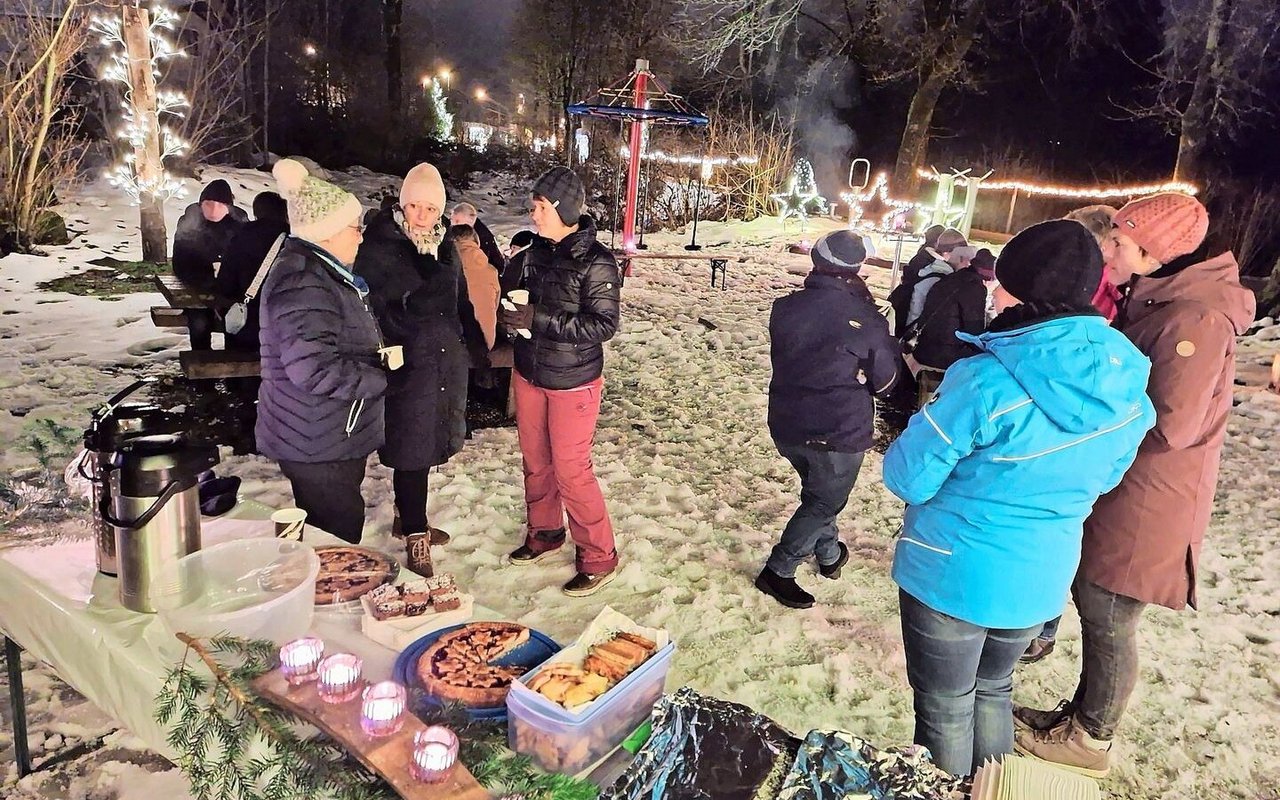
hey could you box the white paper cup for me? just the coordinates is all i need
[271,508,307,541]
[379,345,405,371]
[508,289,530,305]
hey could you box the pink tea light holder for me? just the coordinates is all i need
[410,725,459,783]
[360,681,406,738]
[316,653,363,704]
[278,637,325,686]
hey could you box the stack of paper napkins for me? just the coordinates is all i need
[971,757,1101,800]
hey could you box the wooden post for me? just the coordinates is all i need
[122,4,169,263]
[1004,187,1019,234]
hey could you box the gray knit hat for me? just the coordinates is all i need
[531,166,585,225]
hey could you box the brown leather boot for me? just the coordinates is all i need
[428,526,451,546]
[405,533,433,578]
[1014,714,1112,778]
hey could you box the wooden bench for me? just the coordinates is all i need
[149,306,188,328]
[178,349,260,380]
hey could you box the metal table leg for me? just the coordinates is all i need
[710,259,728,289]
[5,635,31,778]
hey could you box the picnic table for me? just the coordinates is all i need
[151,275,260,379]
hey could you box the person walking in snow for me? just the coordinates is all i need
[216,191,290,353]
[172,179,248,290]
[756,231,902,609]
[256,160,387,544]
[354,163,468,577]
[501,166,622,597]
[1015,194,1256,778]
[883,220,1156,777]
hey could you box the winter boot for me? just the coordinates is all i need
[1013,699,1075,733]
[818,542,850,580]
[1019,637,1057,664]
[405,533,433,578]
[428,526,451,546]
[755,567,815,609]
[509,528,566,565]
[562,568,617,597]
[1014,714,1112,778]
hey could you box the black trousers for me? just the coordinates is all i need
[278,458,367,544]
[392,468,430,534]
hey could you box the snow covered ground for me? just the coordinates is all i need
[3,165,1280,800]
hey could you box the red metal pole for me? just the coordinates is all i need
[621,59,649,254]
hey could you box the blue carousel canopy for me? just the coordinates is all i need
[567,104,708,126]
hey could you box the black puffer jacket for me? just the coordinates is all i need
[172,202,248,289]
[768,271,902,452]
[911,266,988,370]
[514,217,621,390]
[215,218,289,352]
[354,209,468,471]
[256,237,387,463]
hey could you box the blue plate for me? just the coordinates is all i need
[393,623,560,722]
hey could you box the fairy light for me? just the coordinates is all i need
[91,6,191,205]
[915,169,1198,199]
[841,172,920,230]
[616,146,759,177]
[772,158,828,222]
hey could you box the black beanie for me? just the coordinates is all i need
[531,167,585,225]
[199,179,235,205]
[996,220,1103,307]
[811,230,869,272]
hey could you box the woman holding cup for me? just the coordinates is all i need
[354,163,469,576]
[499,167,622,597]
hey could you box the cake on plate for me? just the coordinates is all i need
[417,622,531,708]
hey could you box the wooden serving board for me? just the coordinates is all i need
[252,669,491,800]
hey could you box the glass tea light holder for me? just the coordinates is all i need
[278,637,325,686]
[316,653,363,704]
[410,726,459,783]
[360,681,406,738]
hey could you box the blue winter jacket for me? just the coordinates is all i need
[884,315,1156,629]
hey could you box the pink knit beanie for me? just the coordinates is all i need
[1112,193,1208,265]
[400,163,446,211]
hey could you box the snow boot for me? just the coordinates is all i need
[1014,714,1112,778]
[404,533,433,578]
[562,569,617,597]
[755,567,815,609]
[1014,699,1075,732]
[392,510,450,545]
[818,542,849,580]
[1019,637,1056,664]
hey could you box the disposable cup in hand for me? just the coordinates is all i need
[508,289,529,305]
[271,508,307,541]
[379,345,405,371]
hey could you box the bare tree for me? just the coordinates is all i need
[0,0,87,254]
[382,0,403,129]
[1119,0,1280,186]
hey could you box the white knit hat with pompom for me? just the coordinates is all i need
[273,158,364,244]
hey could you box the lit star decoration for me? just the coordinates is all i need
[91,6,190,204]
[772,158,827,221]
[840,172,920,230]
[914,169,1199,199]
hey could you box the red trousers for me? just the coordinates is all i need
[514,371,618,573]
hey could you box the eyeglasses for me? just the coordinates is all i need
[348,223,366,234]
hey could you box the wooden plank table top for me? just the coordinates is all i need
[153,274,219,309]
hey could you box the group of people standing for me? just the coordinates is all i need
[760,194,1253,779]
[172,160,623,597]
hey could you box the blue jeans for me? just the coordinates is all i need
[765,444,865,578]
[899,589,1041,776]
[1038,615,1062,642]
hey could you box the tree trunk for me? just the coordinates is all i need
[382,0,403,128]
[122,5,169,263]
[892,69,947,198]
[1173,0,1232,186]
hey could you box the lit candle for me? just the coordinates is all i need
[316,653,363,704]
[278,637,324,686]
[410,726,458,783]
[360,681,406,738]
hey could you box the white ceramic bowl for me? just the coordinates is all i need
[151,538,320,644]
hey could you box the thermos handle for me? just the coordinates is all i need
[101,479,182,531]
[76,449,98,483]
[93,378,155,423]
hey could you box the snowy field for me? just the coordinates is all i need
[2,165,1280,800]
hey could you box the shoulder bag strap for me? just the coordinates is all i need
[242,234,288,303]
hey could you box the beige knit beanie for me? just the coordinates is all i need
[400,163,447,210]
[272,158,363,244]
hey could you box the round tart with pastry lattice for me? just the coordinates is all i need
[313,546,399,605]
[416,622,532,708]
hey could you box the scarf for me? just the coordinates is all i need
[295,237,370,298]
[395,208,443,256]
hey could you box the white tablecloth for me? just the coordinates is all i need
[0,502,427,760]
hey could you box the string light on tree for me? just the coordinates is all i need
[772,158,827,222]
[914,169,1199,199]
[91,5,190,205]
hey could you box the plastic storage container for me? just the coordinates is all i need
[507,642,675,775]
[151,538,320,644]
